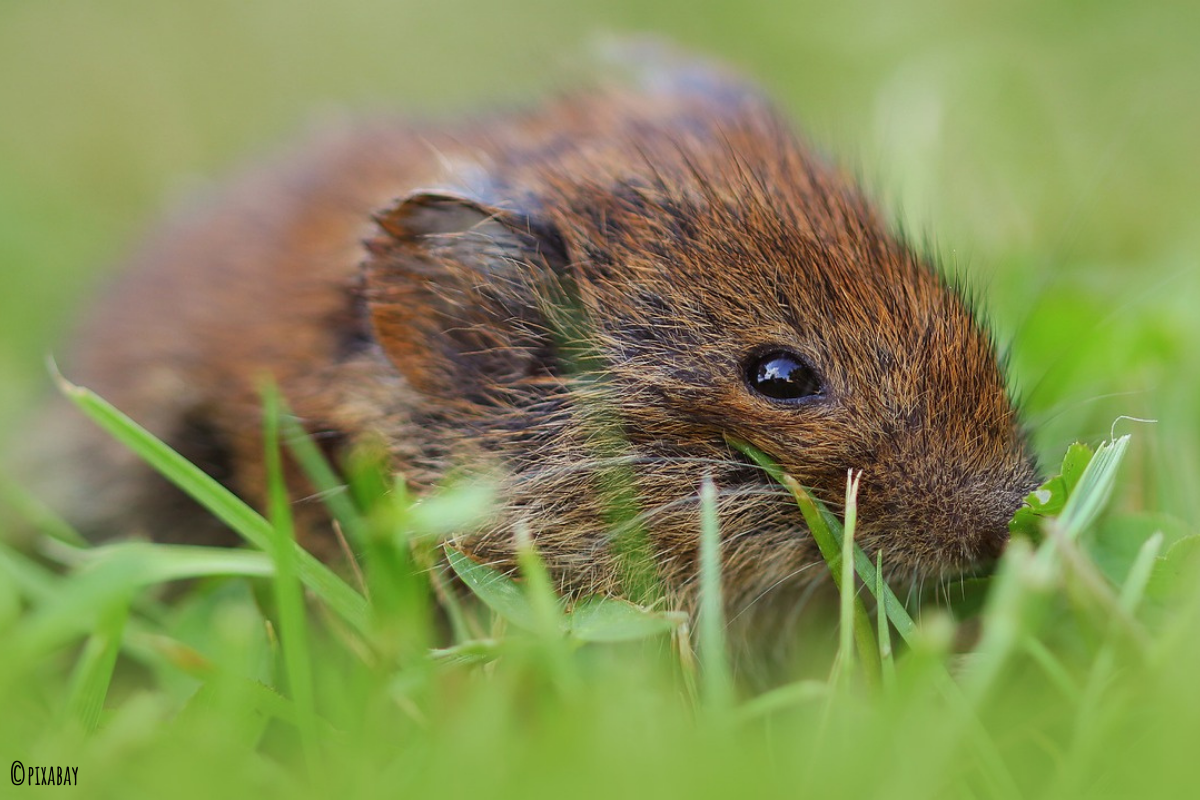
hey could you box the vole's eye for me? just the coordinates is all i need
[746,350,823,403]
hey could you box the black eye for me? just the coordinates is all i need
[746,350,823,402]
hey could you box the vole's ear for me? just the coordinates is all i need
[363,191,572,401]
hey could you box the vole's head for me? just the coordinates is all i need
[363,71,1040,616]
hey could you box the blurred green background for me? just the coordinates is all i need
[1,0,1197,521]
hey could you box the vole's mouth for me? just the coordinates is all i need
[717,435,1035,591]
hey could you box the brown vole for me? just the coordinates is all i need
[31,62,1040,628]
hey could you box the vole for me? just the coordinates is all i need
[28,60,1040,631]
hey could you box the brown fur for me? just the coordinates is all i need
[31,64,1039,637]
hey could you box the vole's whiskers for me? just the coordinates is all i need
[1023,389,1149,432]
[727,560,826,626]
[509,452,761,483]
[599,483,795,541]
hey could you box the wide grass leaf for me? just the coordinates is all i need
[66,542,274,585]
[446,545,681,643]
[1009,442,1094,540]
[568,597,684,643]
[445,545,546,633]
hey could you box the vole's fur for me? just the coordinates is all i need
[34,65,1039,637]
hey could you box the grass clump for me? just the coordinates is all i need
[0,376,1198,800]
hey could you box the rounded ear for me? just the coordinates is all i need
[372,191,502,242]
[362,191,571,402]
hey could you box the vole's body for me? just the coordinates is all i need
[42,68,1039,629]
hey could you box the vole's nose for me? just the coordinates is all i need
[852,449,1037,574]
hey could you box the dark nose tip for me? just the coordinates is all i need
[974,522,1010,563]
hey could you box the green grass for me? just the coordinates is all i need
[2,0,1199,797]
[3,371,1197,799]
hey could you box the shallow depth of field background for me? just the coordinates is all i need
[0,0,1197,794]
[2,0,1197,518]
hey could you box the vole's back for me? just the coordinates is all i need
[36,85,747,547]
[46,81,776,543]
[38,122,441,548]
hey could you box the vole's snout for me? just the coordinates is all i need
[851,446,1040,574]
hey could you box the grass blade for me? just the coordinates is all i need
[445,545,545,633]
[699,474,734,712]
[55,371,370,635]
[728,438,882,673]
[876,552,895,692]
[1118,532,1163,613]
[1056,435,1130,543]
[277,407,369,549]
[262,383,319,767]
[837,469,862,684]
[58,542,274,584]
[65,599,129,732]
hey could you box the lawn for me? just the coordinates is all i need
[1,1,1198,798]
